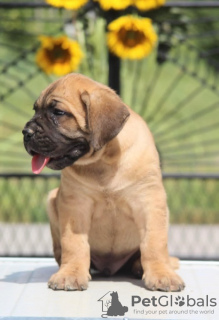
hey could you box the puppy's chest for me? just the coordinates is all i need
[92,190,125,220]
[89,192,140,255]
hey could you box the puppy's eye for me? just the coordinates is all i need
[53,109,66,116]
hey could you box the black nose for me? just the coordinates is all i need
[22,128,34,141]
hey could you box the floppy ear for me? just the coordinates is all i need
[80,88,130,151]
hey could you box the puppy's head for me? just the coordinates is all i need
[22,73,130,174]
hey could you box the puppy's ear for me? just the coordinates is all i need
[81,88,130,151]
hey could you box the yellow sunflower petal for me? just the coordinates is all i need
[45,0,89,10]
[94,0,132,10]
[133,0,165,11]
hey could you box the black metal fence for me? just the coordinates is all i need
[0,173,219,259]
[0,1,219,259]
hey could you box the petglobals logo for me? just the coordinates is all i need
[131,294,217,317]
[98,291,128,318]
[97,291,217,318]
[131,295,217,308]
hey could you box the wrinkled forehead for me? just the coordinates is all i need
[35,74,98,108]
[35,77,71,107]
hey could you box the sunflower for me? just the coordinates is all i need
[36,36,83,76]
[45,0,88,10]
[134,0,165,11]
[94,0,165,11]
[107,16,157,60]
[94,0,132,11]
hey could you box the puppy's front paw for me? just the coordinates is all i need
[48,269,91,291]
[143,262,185,292]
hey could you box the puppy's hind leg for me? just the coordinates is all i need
[131,256,179,279]
[131,257,143,279]
[47,188,61,266]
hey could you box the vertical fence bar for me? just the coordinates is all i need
[106,11,121,95]
[108,50,121,94]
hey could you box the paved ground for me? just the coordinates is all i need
[0,258,218,319]
[0,223,218,259]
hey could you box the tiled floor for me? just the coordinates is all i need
[0,258,218,320]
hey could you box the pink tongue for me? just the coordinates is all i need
[32,154,50,174]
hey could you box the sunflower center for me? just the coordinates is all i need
[118,28,146,47]
[45,44,71,63]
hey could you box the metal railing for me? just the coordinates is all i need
[0,173,218,259]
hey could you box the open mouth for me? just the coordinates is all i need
[31,153,50,174]
[28,139,90,174]
[31,152,66,174]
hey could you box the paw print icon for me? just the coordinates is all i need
[175,296,185,307]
